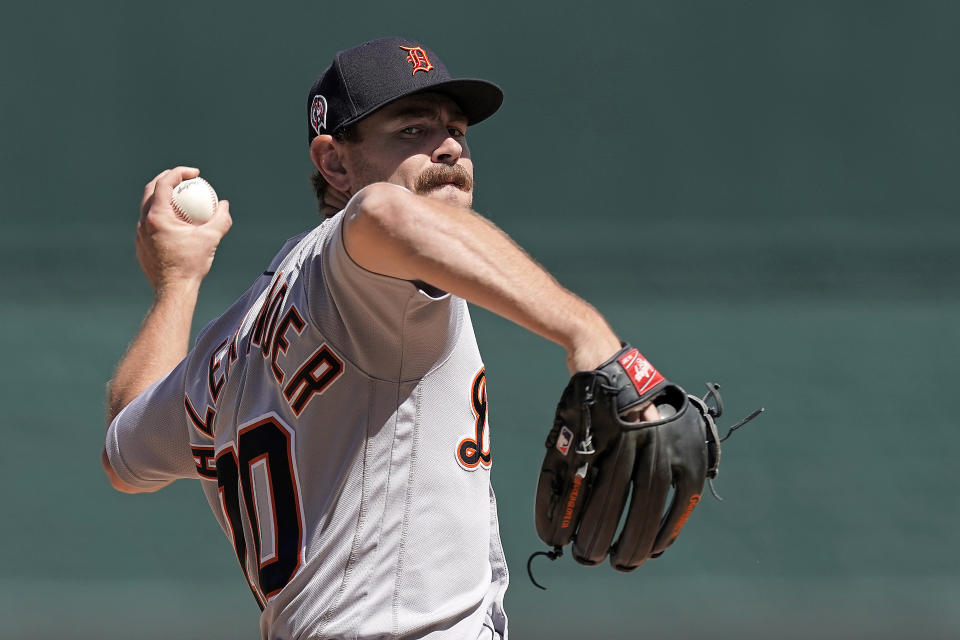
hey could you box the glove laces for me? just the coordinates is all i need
[701,382,765,500]
[526,545,563,590]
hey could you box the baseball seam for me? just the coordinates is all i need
[172,178,217,224]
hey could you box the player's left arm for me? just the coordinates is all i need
[342,183,656,423]
[102,166,232,492]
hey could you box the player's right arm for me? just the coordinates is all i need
[102,448,160,494]
[102,166,232,493]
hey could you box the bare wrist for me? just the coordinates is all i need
[564,308,621,373]
[154,275,202,300]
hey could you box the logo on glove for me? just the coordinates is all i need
[617,348,665,395]
[555,426,574,456]
[561,475,583,529]
[671,494,701,538]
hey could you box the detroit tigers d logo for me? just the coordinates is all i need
[400,46,434,75]
[457,369,491,470]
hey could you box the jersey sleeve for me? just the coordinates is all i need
[303,204,462,382]
[104,358,195,490]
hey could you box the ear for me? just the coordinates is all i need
[310,135,351,193]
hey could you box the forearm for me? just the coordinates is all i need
[102,166,231,491]
[406,213,613,355]
[344,185,620,371]
[106,279,200,424]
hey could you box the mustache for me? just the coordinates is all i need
[415,164,474,193]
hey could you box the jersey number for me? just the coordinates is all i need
[216,415,303,608]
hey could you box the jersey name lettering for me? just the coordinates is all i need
[185,274,343,439]
[283,346,344,416]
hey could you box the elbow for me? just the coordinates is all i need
[345,182,414,238]
[101,448,144,494]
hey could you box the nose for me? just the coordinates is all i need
[432,134,463,165]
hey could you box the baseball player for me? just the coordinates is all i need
[102,37,658,639]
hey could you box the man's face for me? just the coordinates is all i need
[338,93,474,209]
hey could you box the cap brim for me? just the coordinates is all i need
[424,79,504,126]
[335,78,503,133]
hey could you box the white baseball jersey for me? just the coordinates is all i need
[105,209,509,639]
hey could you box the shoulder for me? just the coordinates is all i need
[267,229,314,272]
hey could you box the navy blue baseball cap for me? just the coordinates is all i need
[307,36,503,144]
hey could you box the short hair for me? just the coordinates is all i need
[311,124,362,217]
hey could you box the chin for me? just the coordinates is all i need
[426,188,472,209]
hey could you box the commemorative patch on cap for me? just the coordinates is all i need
[310,95,328,134]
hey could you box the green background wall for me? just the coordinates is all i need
[1,1,957,638]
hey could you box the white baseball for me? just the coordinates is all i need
[657,404,678,420]
[171,177,218,225]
